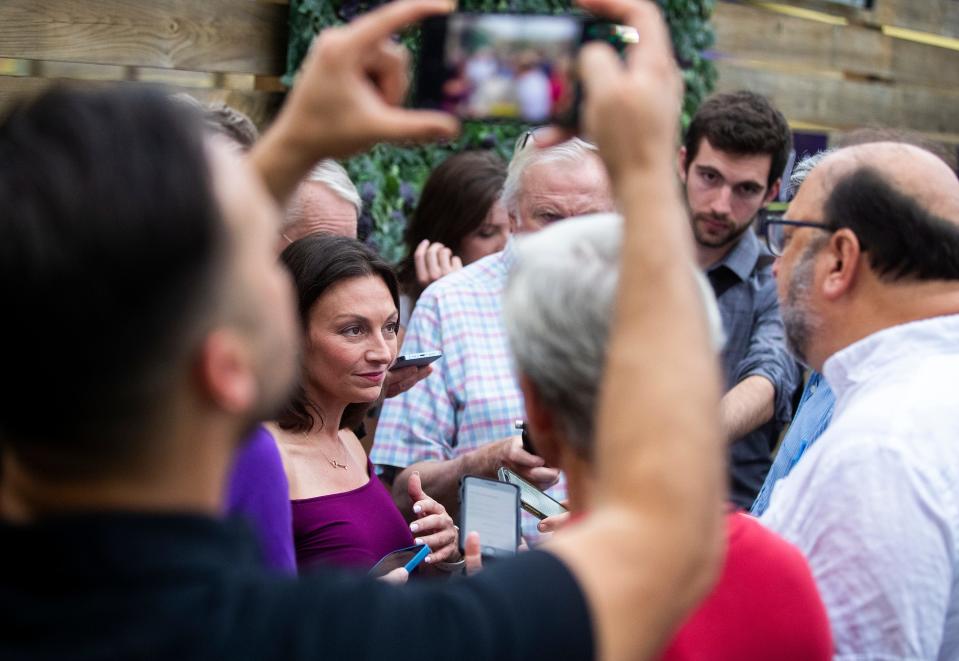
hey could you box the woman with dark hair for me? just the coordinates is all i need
[395,150,509,324]
[268,234,459,574]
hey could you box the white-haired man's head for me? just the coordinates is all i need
[504,213,724,460]
[282,160,361,246]
[502,136,614,233]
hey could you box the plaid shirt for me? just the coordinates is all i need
[373,240,566,540]
[707,230,801,509]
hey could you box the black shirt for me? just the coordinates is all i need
[0,513,593,660]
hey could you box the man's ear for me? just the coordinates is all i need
[821,228,861,301]
[517,373,563,470]
[678,146,688,184]
[196,329,257,415]
[764,178,781,205]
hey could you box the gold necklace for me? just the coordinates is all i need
[317,434,349,470]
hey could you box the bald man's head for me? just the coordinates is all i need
[791,142,959,283]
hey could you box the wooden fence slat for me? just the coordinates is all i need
[0,76,284,129]
[715,2,959,89]
[716,60,959,138]
[0,0,288,76]
[754,0,959,39]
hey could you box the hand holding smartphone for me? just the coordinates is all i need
[414,13,637,125]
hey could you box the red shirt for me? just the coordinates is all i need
[660,511,832,660]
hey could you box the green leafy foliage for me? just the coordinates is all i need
[287,0,715,261]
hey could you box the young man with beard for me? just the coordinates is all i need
[679,91,800,508]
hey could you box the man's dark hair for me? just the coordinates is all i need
[683,90,792,190]
[0,84,226,478]
[277,234,399,434]
[824,166,959,281]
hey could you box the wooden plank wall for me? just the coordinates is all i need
[713,0,959,149]
[0,0,289,129]
[3,0,958,147]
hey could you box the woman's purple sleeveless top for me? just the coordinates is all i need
[291,460,415,572]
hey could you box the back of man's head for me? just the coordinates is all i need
[283,160,361,242]
[0,85,226,479]
[684,90,791,189]
[822,161,959,283]
[503,214,724,457]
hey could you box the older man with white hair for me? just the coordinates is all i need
[373,135,614,538]
[280,159,362,245]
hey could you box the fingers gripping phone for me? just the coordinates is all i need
[497,467,568,520]
[414,13,638,125]
[459,476,521,560]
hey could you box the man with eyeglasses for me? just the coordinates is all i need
[757,142,959,657]
[679,91,800,510]
[374,133,613,540]
[749,149,836,517]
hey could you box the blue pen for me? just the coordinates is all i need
[404,544,431,573]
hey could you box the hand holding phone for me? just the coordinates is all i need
[414,13,637,125]
[459,476,520,560]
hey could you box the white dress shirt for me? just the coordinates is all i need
[762,314,959,660]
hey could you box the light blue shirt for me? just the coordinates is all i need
[750,371,834,516]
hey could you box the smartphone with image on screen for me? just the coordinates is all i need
[459,475,521,560]
[414,13,637,126]
[497,466,568,520]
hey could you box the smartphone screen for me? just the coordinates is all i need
[460,476,520,558]
[417,14,582,123]
[498,467,568,520]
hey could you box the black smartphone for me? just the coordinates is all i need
[390,350,442,371]
[459,475,521,559]
[368,543,431,578]
[497,466,568,520]
[514,419,537,455]
[415,13,637,126]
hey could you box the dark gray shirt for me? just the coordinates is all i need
[706,231,800,509]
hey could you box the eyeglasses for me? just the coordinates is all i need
[760,215,832,257]
[516,126,548,152]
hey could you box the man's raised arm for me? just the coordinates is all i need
[544,1,725,659]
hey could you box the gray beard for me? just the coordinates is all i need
[781,245,821,367]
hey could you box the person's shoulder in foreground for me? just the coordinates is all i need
[0,513,591,661]
[661,511,832,661]
[225,424,296,573]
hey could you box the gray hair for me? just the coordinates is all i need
[303,159,363,217]
[503,213,724,457]
[502,137,598,224]
[787,149,835,201]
